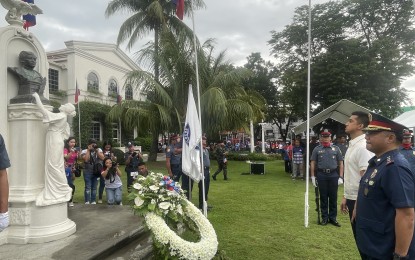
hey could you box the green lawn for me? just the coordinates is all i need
[72,160,360,260]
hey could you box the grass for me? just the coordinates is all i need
[72,160,360,260]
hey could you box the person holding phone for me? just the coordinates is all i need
[101,158,122,205]
[98,141,117,203]
[124,142,142,191]
[64,137,79,207]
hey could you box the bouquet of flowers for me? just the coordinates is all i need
[129,173,187,222]
[129,173,218,260]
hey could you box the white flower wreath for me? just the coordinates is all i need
[145,201,218,260]
[130,173,218,259]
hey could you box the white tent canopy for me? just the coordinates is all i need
[292,99,372,135]
[394,110,415,128]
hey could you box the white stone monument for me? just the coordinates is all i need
[0,3,76,245]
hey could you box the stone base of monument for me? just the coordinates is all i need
[0,202,76,244]
[0,103,76,245]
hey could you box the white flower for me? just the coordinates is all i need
[134,197,144,207]
[144,201,218,260]
[149,185,159,191]
[151,199,156,204]
[159,202,171,210]
[133,183,142,190]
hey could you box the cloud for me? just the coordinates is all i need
[0,0,413,102]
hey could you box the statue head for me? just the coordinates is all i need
[19,51,37,70]
[59,103,76,117]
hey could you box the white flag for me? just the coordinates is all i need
[182,85,202,182]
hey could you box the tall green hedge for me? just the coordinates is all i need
[72,101,113,149]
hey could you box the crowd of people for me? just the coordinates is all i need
[1,109,415,259]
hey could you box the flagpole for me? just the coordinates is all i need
[190,4,206,217]
[304,0,312,228]
[76,80,82,149]
[119,119,122,146]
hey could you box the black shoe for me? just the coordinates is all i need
[212,175,217,181]
[329,219,341,227]
[321,219,328,225]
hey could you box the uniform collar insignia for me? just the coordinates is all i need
[386,156,393,165]
[370,169,377,178]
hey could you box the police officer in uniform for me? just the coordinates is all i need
[400,130,415,173]
[353,113,415,260]
[311,130,344,226]
[212,140,228,181]
[166,134,182,182]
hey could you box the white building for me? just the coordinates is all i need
[46,41,144,143]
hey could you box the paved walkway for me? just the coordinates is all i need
[0,204,151,260]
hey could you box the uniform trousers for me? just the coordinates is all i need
[213,161,227,179]
[199,167,210,209]
[171,164,182,182]
[182,173,194,200]
[317,172,338,221]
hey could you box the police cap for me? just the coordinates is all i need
[364,113,407,135]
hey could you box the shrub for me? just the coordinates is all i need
[211,151,282,162]
[134,137,152,152]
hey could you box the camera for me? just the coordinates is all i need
[131,152,137,157]
[111,161,117,168]
[92,144,98,149]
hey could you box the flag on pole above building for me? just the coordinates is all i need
[172,0,184,20]
[22,0,36,30]
[182,85,202,182]
[74,81,80,104]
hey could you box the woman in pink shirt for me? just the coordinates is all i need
[64,137,79,207]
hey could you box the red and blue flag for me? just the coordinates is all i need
[22,0,36,30]
[172,0,184,20]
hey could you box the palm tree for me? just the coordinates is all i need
[105,0,205,82]
[108,33,266,160]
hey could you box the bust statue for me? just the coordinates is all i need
[8,51,49,104]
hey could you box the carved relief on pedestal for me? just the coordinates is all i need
[9,208,30,225]
[8,110,42,120]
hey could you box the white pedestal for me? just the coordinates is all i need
[0,104,76,245]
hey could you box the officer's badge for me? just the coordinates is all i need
[370,169,377,179]
[364,178,369,183]
[364,187,369,196]
[377,158,381,162]
[332,147,335,151]
[369,180,374,186]
[386,156,393,165]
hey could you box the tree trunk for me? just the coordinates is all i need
[148,131,159,162]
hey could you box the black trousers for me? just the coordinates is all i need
[182,173,194,200]
[284,160,292,173]
[171,164,183,182]
[199,167,210,209]
[317,173,338,221]
[347,199,365,258]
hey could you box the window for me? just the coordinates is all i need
[112,123,119,143]
[48,69,59,93]
[91,121,101,140]
[125,84,133,100]
[108,79,118,96]
[87,72,99,91]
